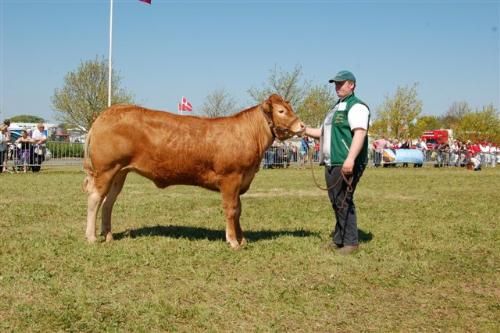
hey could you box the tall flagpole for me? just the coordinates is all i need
[108,0,114,108]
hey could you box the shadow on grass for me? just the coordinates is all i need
[358,229,373,244]
[113,225,320,242]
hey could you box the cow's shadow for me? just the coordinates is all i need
[113,225,320,242]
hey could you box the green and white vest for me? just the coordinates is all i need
[320,93,370,166]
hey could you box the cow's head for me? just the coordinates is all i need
[261,94,305,140]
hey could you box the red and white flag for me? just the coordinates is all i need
[178,96,193,112]
[139,0,151,4]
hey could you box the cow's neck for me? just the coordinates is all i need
[242,106,275,157]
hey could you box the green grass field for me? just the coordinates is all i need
[0,166,498,332]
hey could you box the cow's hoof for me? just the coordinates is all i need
[105,233,113,242]
[86,235,98,243]
[227,238,247,250]
[227,240,241,250]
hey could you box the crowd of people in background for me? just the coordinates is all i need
[263,136,498,171]
[263,136,318,169]
[371,136,498,170]
[0,119,47,173]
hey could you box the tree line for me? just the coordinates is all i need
[7,57,500,143]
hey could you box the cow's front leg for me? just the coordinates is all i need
[233,196,246,246]
[101,171,127,242]
[86,190,104,243]
[221,180,245,249]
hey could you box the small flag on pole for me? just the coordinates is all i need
[139,0,151,4]
[178,96,193,112]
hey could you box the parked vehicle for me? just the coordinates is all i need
[421,129,452,150]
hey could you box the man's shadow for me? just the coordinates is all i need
[114,225,320,243]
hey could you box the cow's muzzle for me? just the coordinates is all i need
[273,119,306,140]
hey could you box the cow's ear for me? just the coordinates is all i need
[262,99,272,114]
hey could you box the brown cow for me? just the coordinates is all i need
[83,94,305,249]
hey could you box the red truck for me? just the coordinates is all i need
[421,129,452,149]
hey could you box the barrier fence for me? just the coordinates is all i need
[3,141,84,172]
[1,141,497,173]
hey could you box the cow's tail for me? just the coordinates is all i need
[82,128,94,193]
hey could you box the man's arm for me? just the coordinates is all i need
[342,128,367,175]
[304,127,321,139]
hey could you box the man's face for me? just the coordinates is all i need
[334,80,355,99]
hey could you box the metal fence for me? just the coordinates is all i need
[2,141,497,173]
[3,141,83,172]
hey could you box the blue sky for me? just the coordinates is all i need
[1,0,499,123]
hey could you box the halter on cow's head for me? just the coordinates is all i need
[261,94,305,140]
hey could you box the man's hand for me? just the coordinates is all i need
[342,157,355,175]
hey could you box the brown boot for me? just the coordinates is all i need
[336,245,359,255]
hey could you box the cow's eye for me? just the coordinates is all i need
[278,109,285,114]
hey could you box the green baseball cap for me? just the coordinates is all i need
[328,70,356,83]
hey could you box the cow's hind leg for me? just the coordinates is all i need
[101,170,128,242]
[221,177,245,249]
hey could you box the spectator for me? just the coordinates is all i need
[400,139,410,149]
[436,142,450,167]
[0,123,10,173]
[449,140,459,167]
[486,142,494,167]
[416,138,428,161]
[372,136,388,167]
[490,144,497,167]
[298,136,310,168]
[400,139,411,167]
[479,142,489,167]
[470,152,481,171]
[15,130,33,173]
[31,123,47,172]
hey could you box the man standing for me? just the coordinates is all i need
[304,70,370,255]
[31,123,47,172]
[373,136,388,167]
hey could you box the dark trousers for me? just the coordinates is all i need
[324,164,365,246]
[373,151,382,166]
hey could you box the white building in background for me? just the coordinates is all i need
[9,122,57,136]
[10,121,56,128]
[8,122,87,143]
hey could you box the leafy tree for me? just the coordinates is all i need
[440,101,472,130]
[52,57,134,131]
[248,65,335,127]
[248,65,308,110]
[296,85,336,127]
[9,115,45,123]
[201,88,238,118]
[369,118,389,138]
[374,83,422,139]
[455,104,500,143]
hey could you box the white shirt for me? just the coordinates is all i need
[31,129,47,145]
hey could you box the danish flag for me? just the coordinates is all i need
[178,96,193,112]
